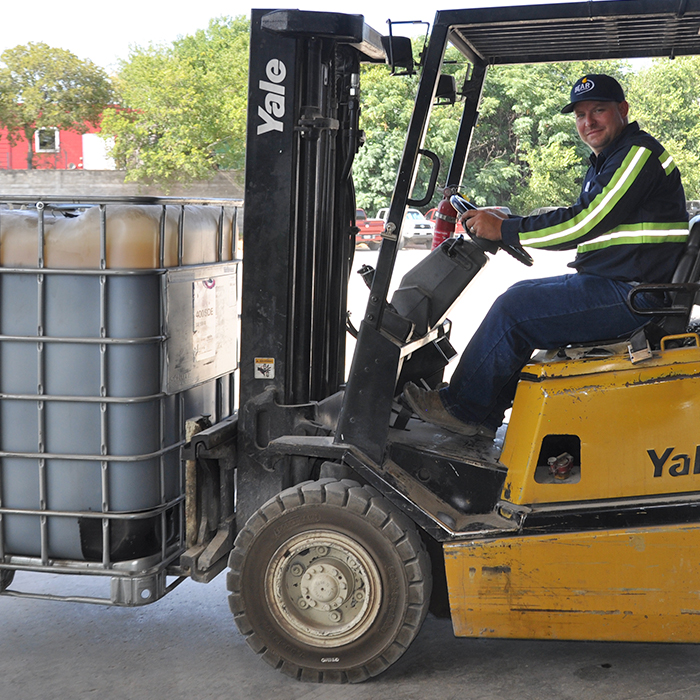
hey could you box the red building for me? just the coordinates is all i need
[0,123,114,170]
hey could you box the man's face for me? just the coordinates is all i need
[574,100,629,155]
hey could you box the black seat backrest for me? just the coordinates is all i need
[659,214,700,335]
[672,215,700,284]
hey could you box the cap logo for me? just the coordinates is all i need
[574,78,595,95]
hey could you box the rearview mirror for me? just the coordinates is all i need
[435,74,456,105]
[381,35,414,75]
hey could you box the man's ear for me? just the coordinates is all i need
[618,100,630,119]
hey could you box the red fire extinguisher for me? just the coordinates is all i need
[431,185,459,250]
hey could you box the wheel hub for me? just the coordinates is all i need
[301,564,349,610]
[266,531,382,647]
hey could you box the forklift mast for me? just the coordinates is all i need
[237,11,385,524]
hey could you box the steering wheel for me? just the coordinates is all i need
[450,194,533,267]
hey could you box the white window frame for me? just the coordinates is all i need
[34,128,60,153]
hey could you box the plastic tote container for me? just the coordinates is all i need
[0,198,241,591]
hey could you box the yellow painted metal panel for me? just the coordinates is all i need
[523,341,700,380]
[445,524,700,642]
[500,344,700,505]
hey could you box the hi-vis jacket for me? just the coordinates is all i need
[501,122,689,283]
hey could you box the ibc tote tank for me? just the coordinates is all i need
[0,199,240,576]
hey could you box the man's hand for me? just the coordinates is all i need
[460,208,505,241]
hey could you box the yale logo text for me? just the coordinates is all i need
[648,447,700,477]
[257,58,287,135]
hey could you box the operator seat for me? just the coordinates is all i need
[628,213,700,342]
[552,214,700,361]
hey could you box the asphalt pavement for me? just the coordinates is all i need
[347,245,577,381]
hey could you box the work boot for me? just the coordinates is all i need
[402,382,496,438]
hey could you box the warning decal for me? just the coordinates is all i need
[254,357,275,379]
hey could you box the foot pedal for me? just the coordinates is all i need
[392,403,413,430]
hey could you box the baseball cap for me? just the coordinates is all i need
[561,74,626,114]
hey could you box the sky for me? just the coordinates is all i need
[0,0,568,73]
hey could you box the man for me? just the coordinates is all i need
[404,74,689,438]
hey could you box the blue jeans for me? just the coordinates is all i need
[439,273,660,430]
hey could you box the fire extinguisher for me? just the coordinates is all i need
[431,185,460,250]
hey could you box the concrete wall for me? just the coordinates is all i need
[0,169,244,199]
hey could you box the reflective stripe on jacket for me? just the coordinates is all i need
[501,122,688,283]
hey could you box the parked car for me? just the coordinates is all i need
[375,207,435,248]
[354,208,384,249]
[355,219,384,249]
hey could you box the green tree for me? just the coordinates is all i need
[0,42,114,169]
[462,61,629,213]
[353,55,629,214]
[353,62,419,214]
[353,44,474,214]
[101,16,249,185]
[626,57,700,200]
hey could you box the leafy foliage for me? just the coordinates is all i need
[488,61,627,214]
[100,16,249,185]
[626,57,700,200]
[353,45,476,215]
[353,63,420,215]
[6,24,696,206]
[0,42,114,168]
[354,53,632,214]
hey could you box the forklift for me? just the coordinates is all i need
[3,0,700,687]
[226,0,700,684]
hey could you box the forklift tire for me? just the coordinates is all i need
[0,569,14,592]
[227,478,432,683]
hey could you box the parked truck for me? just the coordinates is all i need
[3,0,700,686]
[355,211,385,249]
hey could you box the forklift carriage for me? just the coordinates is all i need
[4,0,700,685]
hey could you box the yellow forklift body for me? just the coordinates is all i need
[499,338,700,505]
[444,523,700,642]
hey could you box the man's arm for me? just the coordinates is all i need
[498,143,684,252]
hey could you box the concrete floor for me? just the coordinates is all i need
[2,570,700,700]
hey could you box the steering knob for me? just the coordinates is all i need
[449,194,534,267]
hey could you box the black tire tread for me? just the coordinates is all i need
[226,478,431,684]
[0,569,14,592]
